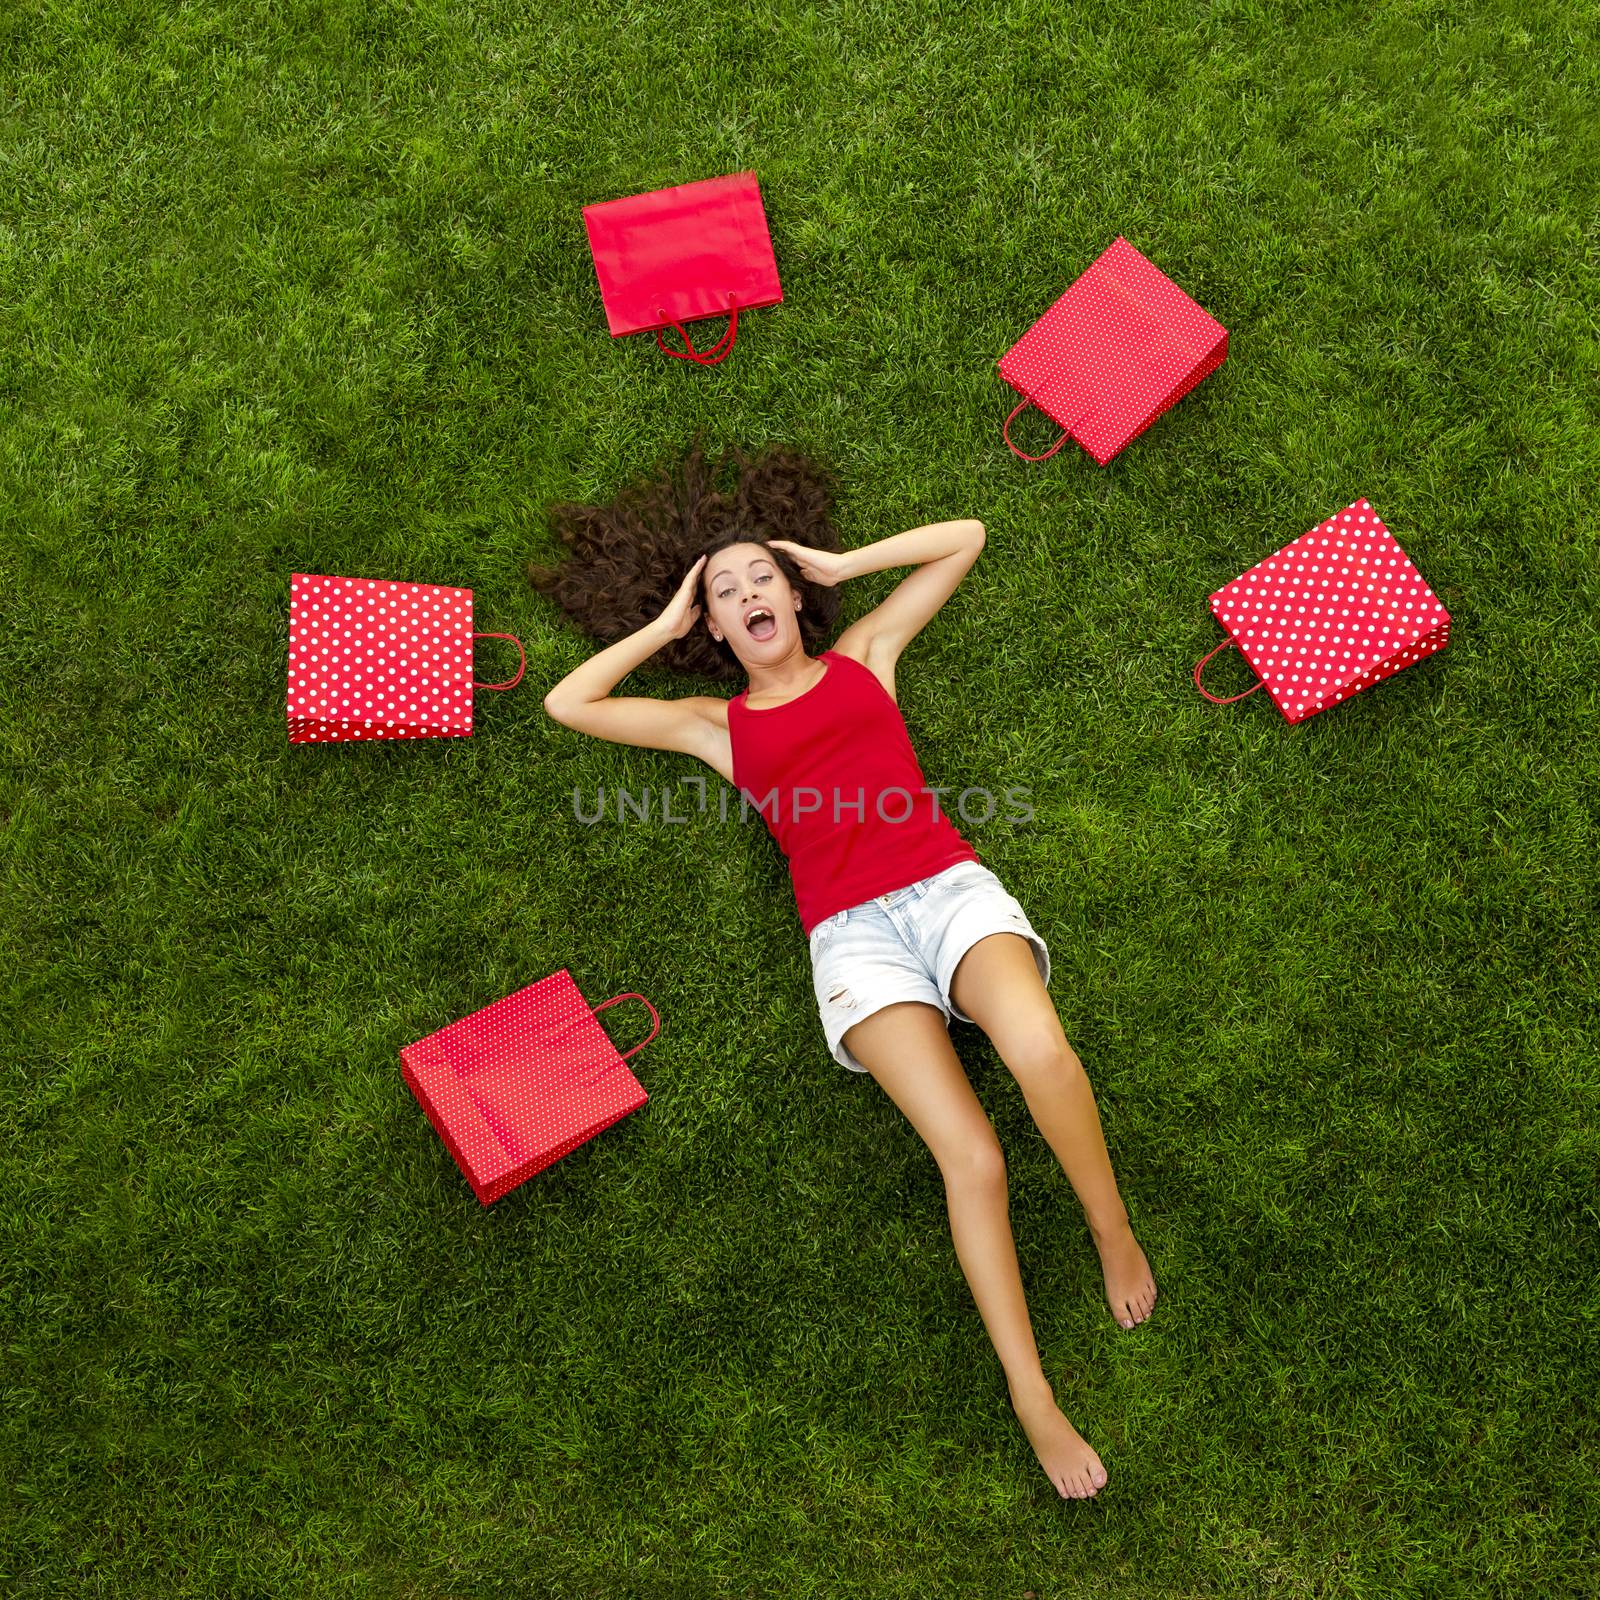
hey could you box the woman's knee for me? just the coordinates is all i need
[1002,1027,1084,1092]
[939,1129,1007,1190]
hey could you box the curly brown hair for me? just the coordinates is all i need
[527,440,845,683]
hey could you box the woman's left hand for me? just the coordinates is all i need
[768,540,853,588]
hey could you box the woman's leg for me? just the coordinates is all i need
[839,999,1108,1499]
[948,933,1157,1330]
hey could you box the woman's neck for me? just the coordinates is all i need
[743,648,827,704]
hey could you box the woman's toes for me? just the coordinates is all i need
[1090,1462,1108,1489]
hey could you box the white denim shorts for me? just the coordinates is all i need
[807,859,1051,1073]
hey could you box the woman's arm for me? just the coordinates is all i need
[837,517,986,582]
[777,518,985,670]
[543,612,674,716]
[542,556,722,766]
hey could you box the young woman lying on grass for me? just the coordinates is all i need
[534,442,1156,1501]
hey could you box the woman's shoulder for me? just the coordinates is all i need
[824,642,896,705]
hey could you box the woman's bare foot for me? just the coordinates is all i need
[1007,1378,1108,1499]
[1091,1217,1157,1329]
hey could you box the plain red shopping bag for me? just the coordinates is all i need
[1194,499,1452,724]
[287,573,525,743]
[401,971,660,1205]
[999,236,1227,465]
[582,171,782,364]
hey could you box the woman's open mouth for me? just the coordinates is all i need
[744,606,776,641]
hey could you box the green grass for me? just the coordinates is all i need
[3,0,1597,1593]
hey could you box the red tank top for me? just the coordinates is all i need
[727,649,982,935]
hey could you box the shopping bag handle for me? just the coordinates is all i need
[1193,637,1264,704]
[594,992,661,1062]
[472,633,526,691]
[1002,397,1071,462]
[655,295,739,365]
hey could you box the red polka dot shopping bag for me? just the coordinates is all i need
[998,236,1228,466]
[401,971,660,1205]
[582,170,782,365]
[287,573,525,743]
[1194,499,1452,723]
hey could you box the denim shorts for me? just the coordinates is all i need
[807,859,1051,1073]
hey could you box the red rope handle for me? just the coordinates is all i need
[1002,397,1071,462]
[471,633,526,691]
[655,296,739,365]
[594,993,661,1061]
[1192,637,1264,704]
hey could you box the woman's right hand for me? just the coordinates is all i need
[653,553,708,641]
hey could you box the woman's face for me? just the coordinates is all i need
[702,542,801,664]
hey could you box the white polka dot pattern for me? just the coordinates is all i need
[999,235,1228,465]
[400,971,659,1205]
[287,572,476,743]
[1207,500,1453,724]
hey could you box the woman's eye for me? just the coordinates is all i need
[756,573,771,583]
